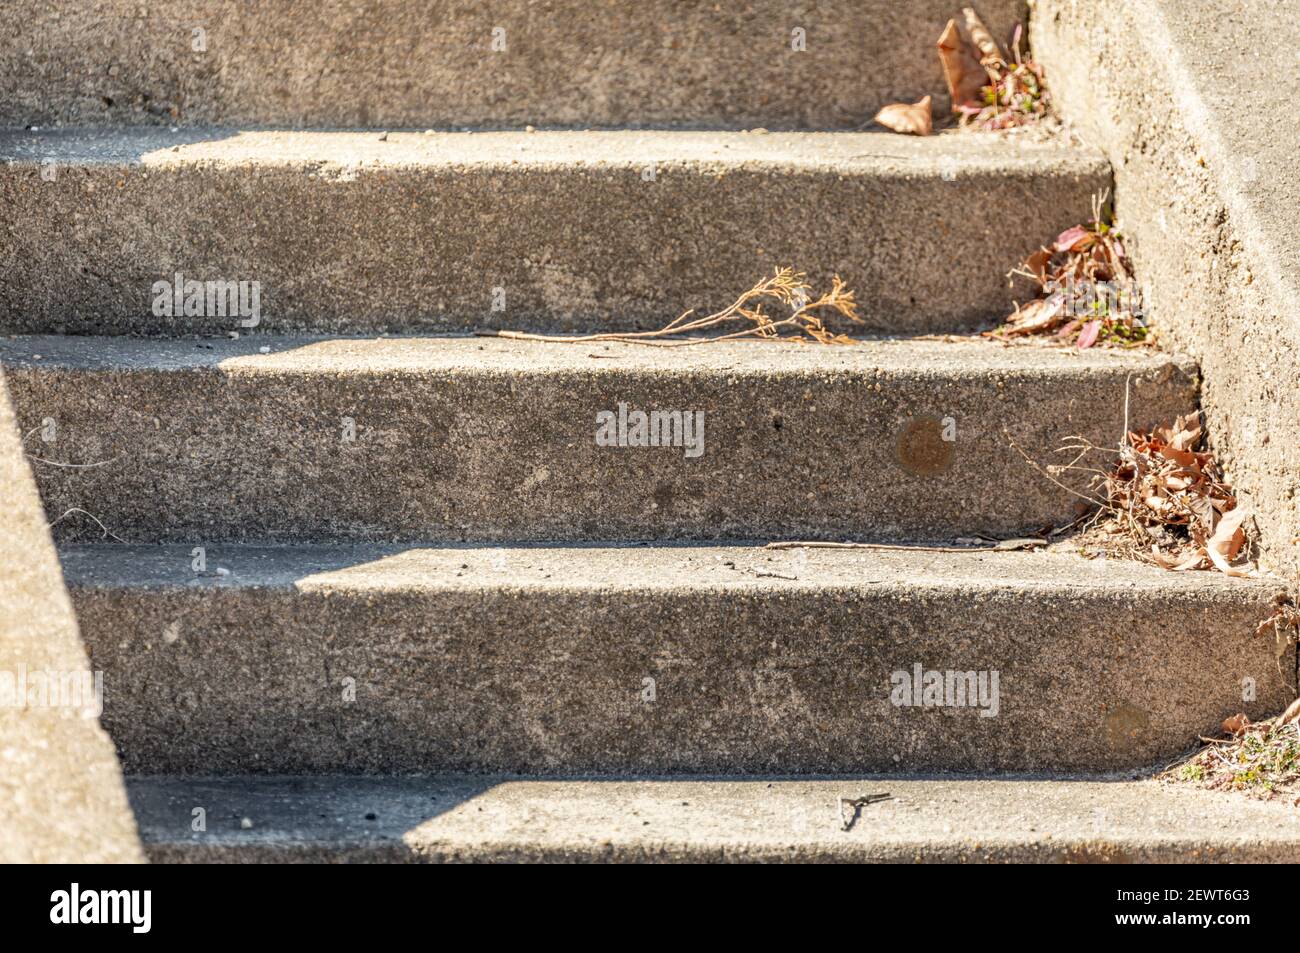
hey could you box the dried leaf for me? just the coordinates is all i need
[1000,292,1066,336]
[1153,551,1206,571]
[873,96,933,136]
[1169,415,1202,452]
[1206,506,1250,575]
[1156,444,1196,468]
[1076,319,1101,349]
[1222,713,1250,735]
[1276,698,1300,728]
[1054,225,1093,253]
[937,19,988,110]
[960,6,1005,66]
[1024,247,1053,285]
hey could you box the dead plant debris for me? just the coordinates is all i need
[477,268,862,346]
[952,20,1050,131]
[1256,594,1300,655]
[1014,409,1255,577]
[989,192,1149,348]
[875,9,1048,135]
[873,96,933,136]
[1161,701,1300,802]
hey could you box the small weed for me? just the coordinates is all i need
[1162,711,1300,802]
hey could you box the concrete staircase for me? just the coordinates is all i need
[2,1,1295,862]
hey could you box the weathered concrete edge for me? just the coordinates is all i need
[1033,0,1300,579]
[0,367,142,862]
[129,776,1300,864]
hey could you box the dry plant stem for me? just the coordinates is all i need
[1004,428,1106,508]
[20,425,120,468]
[477,268,862,347]
[46,507,126,543]
[24,453,120,469]
[765,541,998,553]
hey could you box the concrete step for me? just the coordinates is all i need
[4,335,1194,543]
[0,129,1108,335]
[127,775,1300,863]
[62,542,1291,775]
[3,1,1027,130]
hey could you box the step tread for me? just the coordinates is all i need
[59,541,1274,598]
[0,127,1107,174]
[127,775,1300,863]
[0,333,1188,376]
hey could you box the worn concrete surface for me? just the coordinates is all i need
[60,542,1292,775]
[1033,0,1300,579]
[128,774,1300,863]
[1,334,1195,543]
[0,1,1026,129]
[0,371,142,862]
[0,128,1108,334]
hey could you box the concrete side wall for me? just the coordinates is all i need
[0,370,142,862]
[1033,0,1300,578]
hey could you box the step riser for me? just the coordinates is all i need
[4,344,1195,543]
[0,133,1108,335]
[68,563,1291,774]
[3,1,1026,129]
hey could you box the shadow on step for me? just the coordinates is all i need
[126,772,1299,864]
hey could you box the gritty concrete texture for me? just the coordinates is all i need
[127,774,1300,863]
[60,542,1292,775]
[0,371,142,862]
[0,128,1108,335]
[2,334,1196,543]
[1033,0,1300,579]
[0,1,1027,129]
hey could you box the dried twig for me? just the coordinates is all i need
[839,793,891,831]
[477,268,862,347]
[46,507,126,543]
[20,425,120,469]
[766,541,996,554]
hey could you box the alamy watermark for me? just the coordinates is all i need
[596,403,704,458]
[151,273,261,328]
[1045,275,1147,323]
[0,665,103,718]
[889,663,1000,718]
[50,883,150,933]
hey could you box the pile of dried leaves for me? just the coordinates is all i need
[947,22,1049,131]
[990,195,1149,347]
[478,268,862,346]
[874,8,1049,135]
[1026,411,1255,576]
[1162,700,1300,802]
